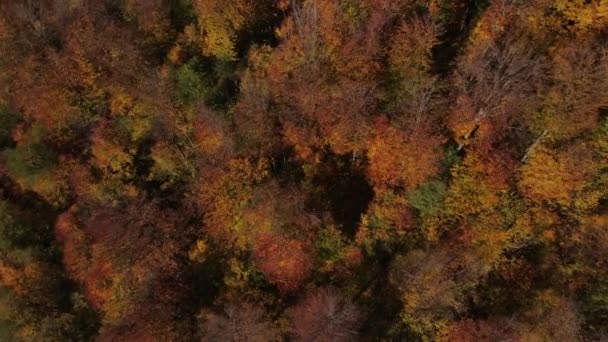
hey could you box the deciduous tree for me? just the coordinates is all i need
[289,287,362,342]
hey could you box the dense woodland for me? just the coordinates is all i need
[1,0,608,340]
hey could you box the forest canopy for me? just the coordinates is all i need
[1,0,608,341]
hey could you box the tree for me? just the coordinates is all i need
[0,105,21,149]
[174,60,206,106]
[55,202,195,341]
[5,142,57,184]
[450,0,546,151]
[528,37,608,140]
[582,279,608,338]
[0,200,98,341]
[367,120,443,192]
[289,287,362,342]
[195,158,268,250]
[3,126,70,207]
[199,302,280,341]
[440,319,515,342]
[516,291,583,342]
[122,0,172,46]
[386,16,442,123]
[192,0,253,61]
[408,179,447,218]
[518,144,595,207]
[445,154,500,217]
[234,45,280,157]
[254,233,314,294]
[356,189,415,250]
[390,248,465,338]
[260,0,391,160]
[192,0,280,62]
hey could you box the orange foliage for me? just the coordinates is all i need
[367,120,443,192]
[55,207,90,282]
[254,233,314,294]
[194,107,234,159]
[0,263,26,296]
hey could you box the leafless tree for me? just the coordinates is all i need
[199,302,280,342]
[290,287,362,342]
[290,0,321,69]
[452,1,547,148]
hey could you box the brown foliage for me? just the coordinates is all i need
[390,248,467,326]
[261,0,392,159]
[55,201,195,339]
[532,37,608,140]
[199,302,280,342]
[450,0,546,149]
[387,15,442,122]
[289,287,362,342]
[441,319,515,342]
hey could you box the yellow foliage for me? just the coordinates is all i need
[519,146,593,206]
[223,257,254,289]
[188,239,208,263]
[125,103,155,142]
[527,0,608,33]
[92,138,134,177]
[167,44,184,65]
[198,159,269,250]
[451,119,478,148]
[193,0,252,61]
[552,0,597,31]
[469,0,515,45]
[391,249,463,339]
[109,89,134,116]
[149,141,191,186]
[470,223,512,270]
[27,168,70,207]
[356,190,413,248]
[16,325,37,341]
[73,45,99,89]
[445,154,499,216]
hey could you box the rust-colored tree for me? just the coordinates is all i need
[254,233,314,294]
